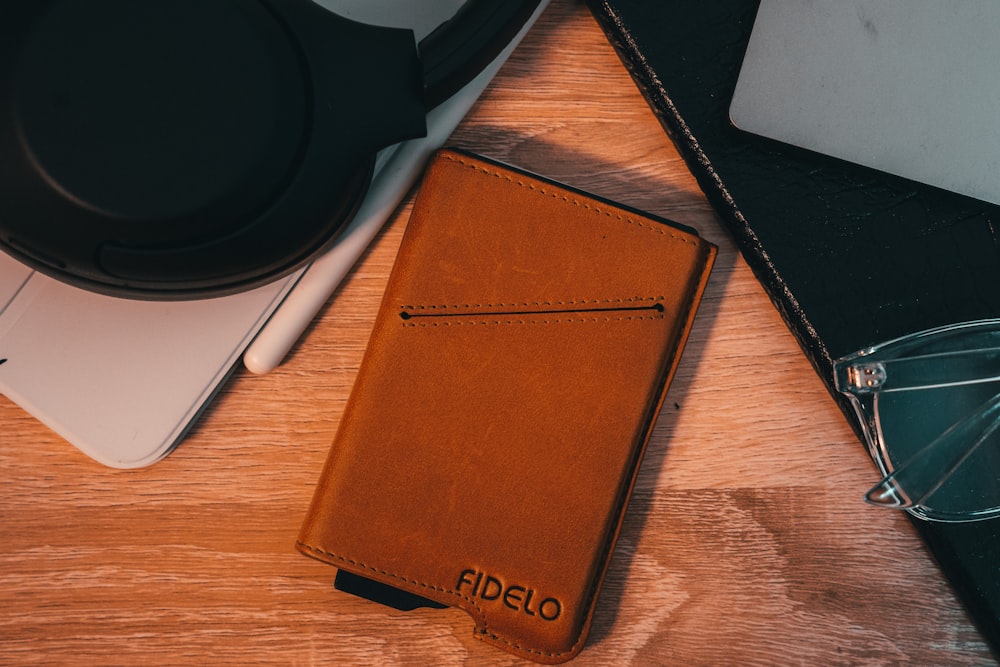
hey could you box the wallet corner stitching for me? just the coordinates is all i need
[295,539,588,659]
[294,540,480,611]
[439,152,702,250]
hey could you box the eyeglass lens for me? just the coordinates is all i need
[870,328,1000,520]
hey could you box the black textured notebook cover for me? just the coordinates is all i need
[586,0,1000,652]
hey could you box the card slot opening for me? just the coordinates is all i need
[399,302,664,320]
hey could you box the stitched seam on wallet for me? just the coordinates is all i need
[441,153,701,248]
[295,541,586,659]
[399,297,667,326]
[401,296,664,312]
[401,314,665,328]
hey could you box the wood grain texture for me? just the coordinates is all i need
[1,1,996,665]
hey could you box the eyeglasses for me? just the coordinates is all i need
[833,319,1000,522]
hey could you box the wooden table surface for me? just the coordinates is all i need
[2,2,997,665]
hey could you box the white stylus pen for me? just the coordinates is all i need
[243,1,548,374]
[242,0,549,374]
[243,141,418,375]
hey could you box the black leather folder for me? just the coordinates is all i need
[586,0,1000,653]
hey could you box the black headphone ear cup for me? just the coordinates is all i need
[0,0,542,299]
[1,0,428,297]
[11,0,309,234]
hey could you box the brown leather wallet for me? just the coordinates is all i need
[296,148,716,663]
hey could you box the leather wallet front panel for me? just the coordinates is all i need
[297,149,715,662]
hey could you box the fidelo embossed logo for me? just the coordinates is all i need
[456,569,563,621]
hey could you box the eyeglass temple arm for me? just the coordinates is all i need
[864,391,1000,509]
[835,347,1000,395]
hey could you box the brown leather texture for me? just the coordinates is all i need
[296,148,716,663]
